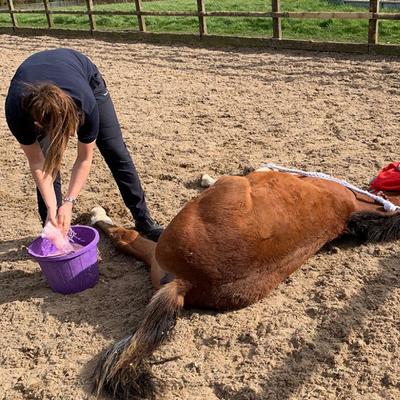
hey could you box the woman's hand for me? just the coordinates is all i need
[60,140,94,234]
[57,202,74,235]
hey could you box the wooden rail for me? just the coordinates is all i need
[1,0,400,55]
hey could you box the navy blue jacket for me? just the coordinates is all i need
[5,48,101,145]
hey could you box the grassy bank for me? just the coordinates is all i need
[1,0,399,44]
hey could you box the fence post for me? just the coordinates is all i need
[368,0,379,44]
[7,0,18,28]
[197,0,207,37]
[134,0,146,32]
[86,0,96,32]
[43,0,54,28]
[272,0,281,39]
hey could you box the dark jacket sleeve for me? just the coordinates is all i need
[5,89,36,146]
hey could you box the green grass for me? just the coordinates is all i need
[1,0,399,44]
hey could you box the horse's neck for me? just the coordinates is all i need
[303,176,398,214]
[384,192,400,207]
[350,190,400,213]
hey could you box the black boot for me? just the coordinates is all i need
[134,217,164,242]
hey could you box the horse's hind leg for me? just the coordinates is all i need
[90,206,139,252]
[91,206,157,262]
[91,206,170,290]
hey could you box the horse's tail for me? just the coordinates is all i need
[93,278,191,400]
[347,211,400,242]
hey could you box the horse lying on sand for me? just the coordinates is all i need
[92,168,400,400]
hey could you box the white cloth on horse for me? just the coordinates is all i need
[201,174,217,188]
[91,206,115,226]
[261,164,400,212]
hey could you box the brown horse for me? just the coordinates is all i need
[92,170,400,400]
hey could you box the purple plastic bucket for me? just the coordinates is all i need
[28,225,100,295]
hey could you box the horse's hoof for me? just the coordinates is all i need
[201,174,216,188]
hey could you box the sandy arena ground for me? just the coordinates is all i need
[0,33,400,400]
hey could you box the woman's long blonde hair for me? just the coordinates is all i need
[21,83,84,181]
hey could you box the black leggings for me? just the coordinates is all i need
[37,74,150,225]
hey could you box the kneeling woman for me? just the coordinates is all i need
[5,48,163,241]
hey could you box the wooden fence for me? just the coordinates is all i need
[1,0,400,55]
